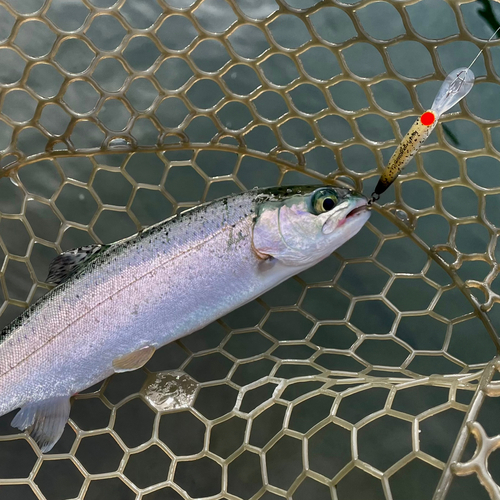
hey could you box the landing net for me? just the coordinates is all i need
[0,1,500,499]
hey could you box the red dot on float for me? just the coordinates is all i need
[420,111,435,126]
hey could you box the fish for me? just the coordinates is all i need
[0,185,370,452]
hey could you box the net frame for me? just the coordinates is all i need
[0,0,500,499]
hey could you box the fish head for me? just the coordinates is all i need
[253,185,370,267]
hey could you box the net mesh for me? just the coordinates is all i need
[1,0,500,498]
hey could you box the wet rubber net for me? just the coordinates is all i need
[1,0,500,498]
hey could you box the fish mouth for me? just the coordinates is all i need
[322,195,370,234]
[346,198,369,219]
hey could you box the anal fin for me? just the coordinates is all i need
[113,346,155,373]
[12,396,71,453]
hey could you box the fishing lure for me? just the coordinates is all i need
[371,26,500,201]
[371,67,475,200]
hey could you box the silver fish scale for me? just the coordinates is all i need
[0,0,499,499]
[0,191,263,414]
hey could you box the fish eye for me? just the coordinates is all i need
[311,188,338,215]
[322,198,335,211]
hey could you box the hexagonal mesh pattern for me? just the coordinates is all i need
[1,0,500,499]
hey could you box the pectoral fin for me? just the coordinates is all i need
[11,396,71,453]
[112,346,155,373]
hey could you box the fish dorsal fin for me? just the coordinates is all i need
[113,346,156,373]
[11,396,71,453]
[47,244,107,285]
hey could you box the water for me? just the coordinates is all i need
[0,1,499,499]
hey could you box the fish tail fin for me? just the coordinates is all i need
[12,396,71,453]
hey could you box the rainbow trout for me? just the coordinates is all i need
[0,185,369,451]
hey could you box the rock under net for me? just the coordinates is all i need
[1,0,500,499]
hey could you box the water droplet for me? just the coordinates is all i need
[394,209,409,224]
[0,155,17,170]
[78,193,85,201]
[142,371,198,411]
[109,137,132,149]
